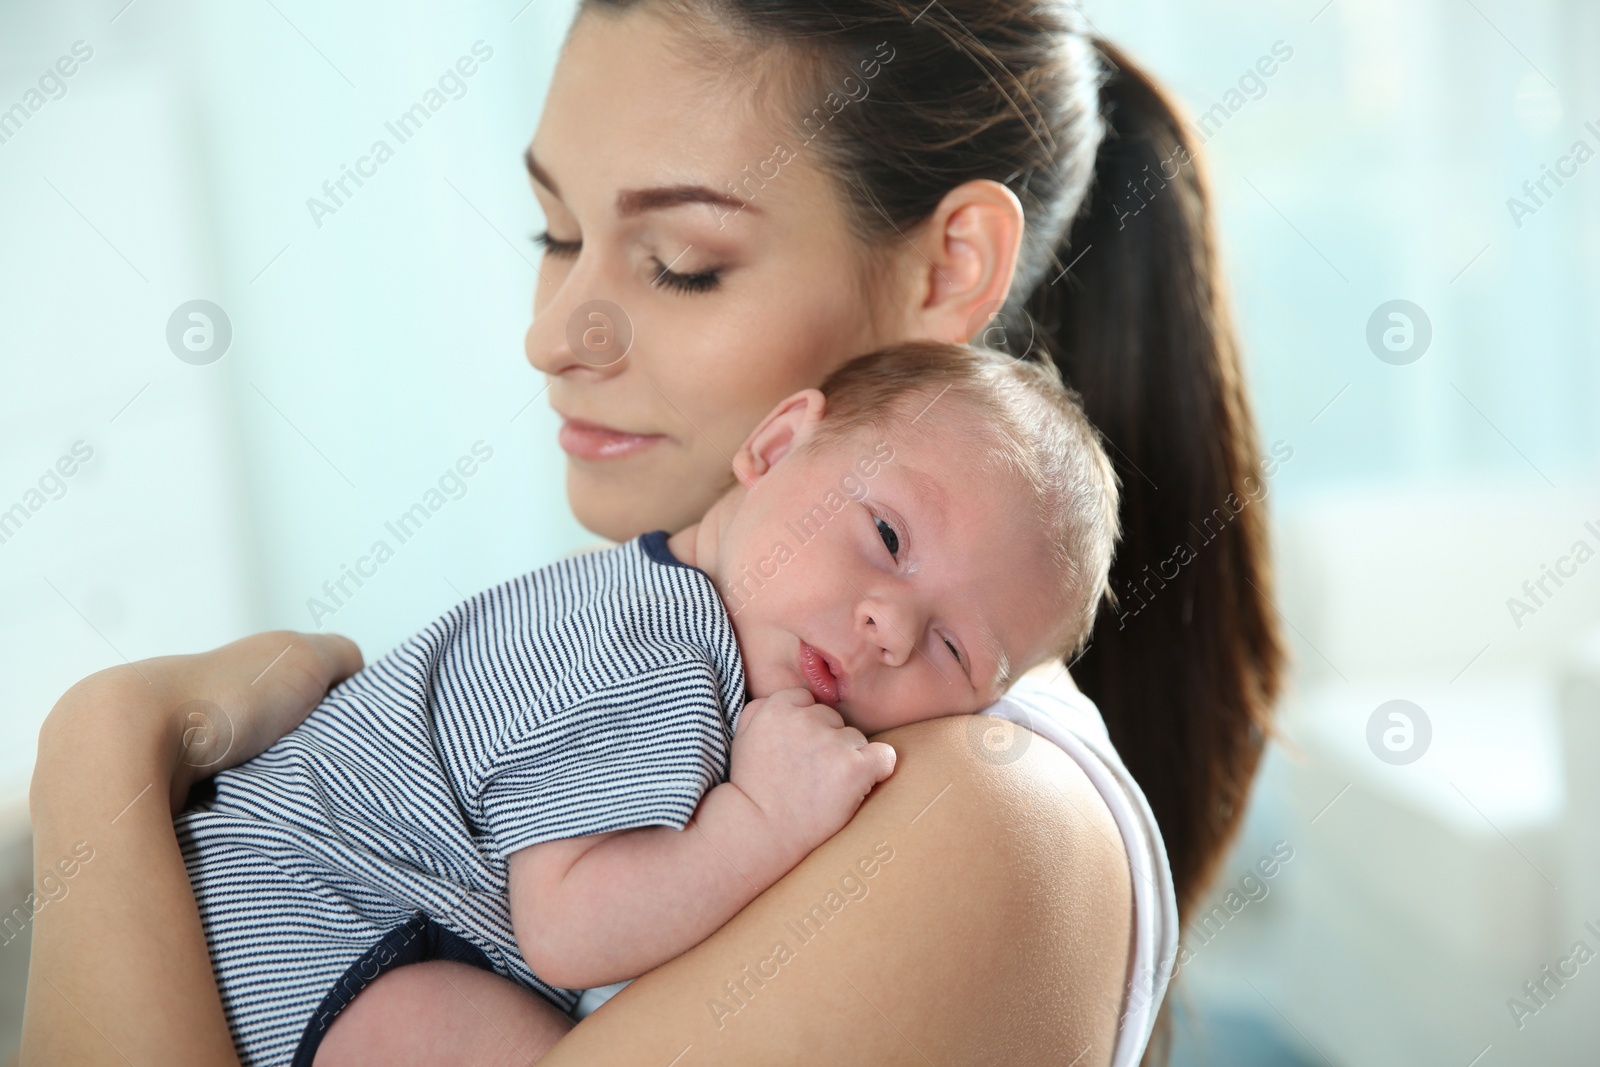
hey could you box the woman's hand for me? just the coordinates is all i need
[21,631,361,1067]
[34,630,363,817]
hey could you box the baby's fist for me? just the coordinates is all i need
[731,688,896,862]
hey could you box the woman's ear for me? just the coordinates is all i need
[898,178,1025,344]
[732,389,827,487]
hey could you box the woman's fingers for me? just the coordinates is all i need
[214,630,362,695]
[43,631,365,801]
[308,631,364,683]
[234,631,361,707]
[202,631,363,771]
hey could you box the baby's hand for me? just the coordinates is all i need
[730,688,896,863]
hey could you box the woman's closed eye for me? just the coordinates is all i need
[532,231,722,294]
[532,230,580,257]
[650,256,721,294]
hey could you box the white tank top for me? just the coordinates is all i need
[576,668,1178,1066]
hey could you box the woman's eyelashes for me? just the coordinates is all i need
[530,232,721,294]
[650,256,721,294]
[532,230,579,257]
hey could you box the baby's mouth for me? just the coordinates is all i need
[797,639,841,705]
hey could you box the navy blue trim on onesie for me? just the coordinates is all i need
[291,912,494,1067]
[640,529,697,571]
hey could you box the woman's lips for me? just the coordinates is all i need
[797,640,842,705]
[557,417,665,461]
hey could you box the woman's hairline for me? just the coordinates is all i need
[572,0,933,330]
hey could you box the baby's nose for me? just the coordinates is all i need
[857,599,918,668]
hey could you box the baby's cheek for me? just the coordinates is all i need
[844,697,908,737]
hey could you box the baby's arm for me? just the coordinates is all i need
[506,688,896,990]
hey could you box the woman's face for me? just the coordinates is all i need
[524,8,907,541]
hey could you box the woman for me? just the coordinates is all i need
[22,1,1282,1064]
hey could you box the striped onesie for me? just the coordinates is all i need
[175,532,746,1066]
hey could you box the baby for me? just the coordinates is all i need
[175,340,1119,1066]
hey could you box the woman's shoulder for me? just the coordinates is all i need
[858,715,1136,1054]
[553,716,1139,1067]
[870,712,1131,889]
[977,665,1181,1067]
[852,668,1180,1067]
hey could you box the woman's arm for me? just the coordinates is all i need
[21,632,362,1067]
[543,713,1134,1066]
[24,644,1131,1067]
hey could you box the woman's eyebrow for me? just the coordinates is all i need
[524,146,758,217]
[617,184,757,217]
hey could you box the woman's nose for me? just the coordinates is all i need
[525,273,634,379]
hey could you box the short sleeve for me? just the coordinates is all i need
[476,658,736,856]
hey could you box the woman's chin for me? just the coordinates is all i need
[566,464,690,543]
[567,473,639,544]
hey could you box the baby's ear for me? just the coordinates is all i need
[731,389,827,487]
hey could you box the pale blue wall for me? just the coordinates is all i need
[1092,0,1599,499]
[0,0,589,798]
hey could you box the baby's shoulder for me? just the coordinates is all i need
[437,539,739,715]
[501,539,724,644]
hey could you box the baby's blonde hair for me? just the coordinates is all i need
[814,341,1120,662]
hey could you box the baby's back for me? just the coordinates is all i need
[175,534,746,1066]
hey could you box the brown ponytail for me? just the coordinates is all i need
[584,0,1285,999]
[1026,39,1285,924]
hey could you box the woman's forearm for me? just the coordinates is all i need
[22,670,241,1067]
[20,633,362,1067]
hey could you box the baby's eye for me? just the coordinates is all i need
[942,637,960,662]
[875,517,900,559]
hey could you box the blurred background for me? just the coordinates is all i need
[1,0,1596,1063]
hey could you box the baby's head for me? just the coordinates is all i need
[693,341,1119,733]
